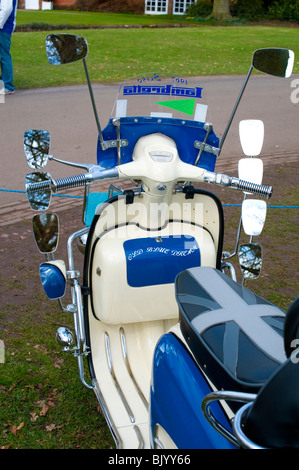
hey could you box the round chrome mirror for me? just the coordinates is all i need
[56,327,74,347]
[46,33,88,65]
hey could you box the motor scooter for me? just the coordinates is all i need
[24,34,296,449]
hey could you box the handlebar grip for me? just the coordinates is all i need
[203,171,272,199]
[51,174,88,192]
[26,167,118,194]
[232,178,272,199]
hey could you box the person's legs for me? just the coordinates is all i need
[0,30,14,93]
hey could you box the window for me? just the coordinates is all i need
[173,0,196,15]
[145,0,168,14]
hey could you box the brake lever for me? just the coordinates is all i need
[48,154,98,172]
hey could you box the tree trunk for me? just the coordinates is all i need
[210,0,231,19]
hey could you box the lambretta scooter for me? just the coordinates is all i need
[24,34,296,449]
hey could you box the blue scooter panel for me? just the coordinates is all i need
[124,235,200,287]
[150,332,236,449]
[97,117,219,172]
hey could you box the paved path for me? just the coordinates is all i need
[0,74,298,226]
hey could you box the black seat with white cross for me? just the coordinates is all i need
[176,267,286,397]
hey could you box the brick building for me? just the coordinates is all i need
[19,0,196,14]
[145,0,196,14]
[18,0,74,8]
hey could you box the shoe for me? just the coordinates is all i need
[0,88,15,95]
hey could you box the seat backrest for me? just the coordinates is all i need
[284,295,299,358]
[243,357,299,448]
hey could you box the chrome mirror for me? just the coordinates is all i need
[238,158,263,188]
[25,172,52,211]
[239,243,263,280]
[46,33,88,65]
[56,326,74,348]
[242,199,267,236]
[239,120,264,157]
[32,212,59,254]
[24,129,50,169]
[45,33,104,149]
[252,48,294,78]
[219,48,293,153]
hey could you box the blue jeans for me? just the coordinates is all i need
[0,30,14,92]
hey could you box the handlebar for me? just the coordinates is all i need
[26,166,272,199]
[26,167,119,193]
[51,167,119,192]
[203,171,272,199]
[52,173,90,191]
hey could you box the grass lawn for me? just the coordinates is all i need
[16,9,187,27]
[11,25,299,89]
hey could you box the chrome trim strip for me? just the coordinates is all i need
[92,378,123,449]
[133,425,145,449]
[104,332,135,424]
[119,327,149,409]
[153,437,164,449]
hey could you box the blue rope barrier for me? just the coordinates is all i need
[223,203,299,208]
[1,188,298,208]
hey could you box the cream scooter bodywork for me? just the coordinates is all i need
[25,36,294,449]
[83,134,222,448]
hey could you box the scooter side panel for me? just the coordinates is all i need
[150,332,235,449]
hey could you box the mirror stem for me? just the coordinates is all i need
[219,65,253,153]
[223,193,246,260]
[83,58,105,149]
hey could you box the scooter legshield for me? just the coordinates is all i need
[150,332,236,449]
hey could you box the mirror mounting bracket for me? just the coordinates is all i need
[194,140,220,156]
[67,269,80,280]
[100,138,128,151]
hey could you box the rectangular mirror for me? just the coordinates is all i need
[24,129,50,169]
[252,48,294,78]
[25,171,52,211]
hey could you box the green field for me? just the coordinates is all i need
[16,9,186,26]
[11,11,299,89]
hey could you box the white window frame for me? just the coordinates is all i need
[172,0,196,15]
[144,0,168,15]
